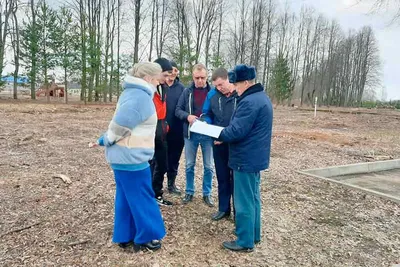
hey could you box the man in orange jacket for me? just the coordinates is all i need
[151,58,173,206]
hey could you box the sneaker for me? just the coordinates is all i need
[156,196,173,206]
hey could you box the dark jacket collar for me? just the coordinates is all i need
[172,77,181,86]
[156,83,168,101]
[238,83,264,102]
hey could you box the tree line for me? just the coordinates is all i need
[0,0,382,107]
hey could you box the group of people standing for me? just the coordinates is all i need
[94,58,273,253]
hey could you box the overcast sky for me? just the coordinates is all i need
[288,0,400,100]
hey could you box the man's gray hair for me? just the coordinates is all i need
[192,63,207,74]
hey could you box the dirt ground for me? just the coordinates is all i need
[1,101,399,267]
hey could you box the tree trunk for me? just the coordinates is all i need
[117,0,121,100]
[109,0,117,102]
[134,0,141,63]
[0,0,13,79]
[148,0,156,61]
[79,0,87,104]
[30,0,37,100]
[11,3,20,100]
[262,0,274,89]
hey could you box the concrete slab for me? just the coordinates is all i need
[298,159,400,204]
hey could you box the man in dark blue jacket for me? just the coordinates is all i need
[202,68,237,221]
[165,61,185,195]
[175,63,214,207]
[219,64,273,252]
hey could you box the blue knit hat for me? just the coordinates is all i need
[228,64,256,83]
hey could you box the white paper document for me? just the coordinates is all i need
[189,120,224,138]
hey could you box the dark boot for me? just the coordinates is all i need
[133,240,162,252]
[203,196,214,207]
[182,194,193,204]
[212,211,230,221]
[167,176,182,195]
[222,241,253,252]
[118,242,132,249]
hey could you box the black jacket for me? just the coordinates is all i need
[166,78,185,136]
[219,83,273,172]
[175,82,213,138]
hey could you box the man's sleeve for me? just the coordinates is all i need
[201,89,216,124]
[175,89,189,120]
[219,101,257,143]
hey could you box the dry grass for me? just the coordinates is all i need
[1,101,400,267]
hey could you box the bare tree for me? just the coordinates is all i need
[103,0,117,102]
[133,0,141,62]
[116,0,121,99]
[148,0,156,60]
[300,7,314,106]
[204,1,219,68]
[154,0,170,58]
[192,0,218,63]
[10,0,19,100]
[358,0,400,24]
[0,0,13,77]
[249,0,266,73]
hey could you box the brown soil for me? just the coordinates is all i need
[1,102,399,267]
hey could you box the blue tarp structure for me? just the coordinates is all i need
[1,75,30,84]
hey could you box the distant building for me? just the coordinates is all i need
[1,75,30,84]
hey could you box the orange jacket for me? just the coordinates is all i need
[153,84,169,141]
[153,92,167,120]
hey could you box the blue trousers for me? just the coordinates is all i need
[213,143,233,213]
[234,171,261,248]
[184,133,214,196]
[112,168,166,244]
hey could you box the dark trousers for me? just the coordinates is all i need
[213,143,233,213]
[166,132,184,187]
[150,139,168,198]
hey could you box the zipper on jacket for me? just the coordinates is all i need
[234,98,237,110]
[188,92,192,139]
[219,97,222,112]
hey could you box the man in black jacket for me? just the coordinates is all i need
[151,58,173,206]
[219,64,273,252]
[175,63,214,207]
[165,61,185,195]
[202,68,237,221]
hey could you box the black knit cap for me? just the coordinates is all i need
[170,60,178,69]
[154,58,173,72]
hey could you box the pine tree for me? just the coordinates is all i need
[36,1,59,102]
[53,7,81,103]
[269,53,293,105]
[20,1,40,100]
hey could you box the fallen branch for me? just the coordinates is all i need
[0,222,41,238]
[68,240,90,247]
[52,174,72,184]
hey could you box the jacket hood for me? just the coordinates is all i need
[123,75,156,96]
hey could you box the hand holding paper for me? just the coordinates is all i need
[189,120,224,138]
